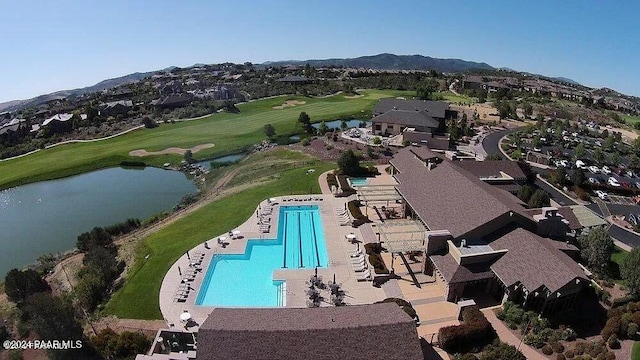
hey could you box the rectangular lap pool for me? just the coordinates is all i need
[195,205,328,307]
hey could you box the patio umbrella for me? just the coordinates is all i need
[186,251,191,260]
[233,230,241,239]
[333,273,336,284]
[180,312,192,322]
[178,266,182,276]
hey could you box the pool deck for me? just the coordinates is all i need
[159,187,386,331]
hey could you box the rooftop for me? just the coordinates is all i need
[373,98,449,118]
[372,109,440,128]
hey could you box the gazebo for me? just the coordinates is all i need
[355,185,404,218]
[376,220,426,287]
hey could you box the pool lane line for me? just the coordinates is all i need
[298,211,303,268]
[282,211,288,268]
[310,211,320,267]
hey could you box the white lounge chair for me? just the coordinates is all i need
[350,254,365,263]
[350,250,363,258]
[356,269,372,281]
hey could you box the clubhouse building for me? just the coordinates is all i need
[389,146,590,314]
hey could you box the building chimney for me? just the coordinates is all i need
[461,239,467,248]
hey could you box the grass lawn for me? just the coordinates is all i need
[623,114,640,126]
[438,91,476,105]
[0,89,411,190]
[104,155,335,319]
[633,341,640,360]
[610,246,629,284]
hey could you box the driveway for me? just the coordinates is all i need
[481,127,523,159]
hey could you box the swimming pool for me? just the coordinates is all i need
[195,205,328,307]
[349,177,369,187]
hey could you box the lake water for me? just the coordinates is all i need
[0,167,198,276]
[311,119,371,130]
[198,153,246,170]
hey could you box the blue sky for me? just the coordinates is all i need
[1,0,639,103]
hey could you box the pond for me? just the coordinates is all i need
[197,153,246,170]
[0,167,198,276]
[311,119,371,130]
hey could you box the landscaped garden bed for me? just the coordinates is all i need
[364,243,389,274]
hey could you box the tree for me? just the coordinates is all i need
[340,119,348,131]
[77,227,113,253]
[578,226,613,272]
[518,184,535,203]
[523,102,533,118]
[610,152,622,166]
[92,328,151,360]
[604,135,616,150]
[372,136,382,145]
[317,121,329,135]
[630,154,640,170]
[593,148,604,164]
[184,149,194,164]
[555,167,568,187]
[621,248,640,297]
[263,123,275,139]
[477,89,487,103]
[142,117,158,129]
[4,269,50,303]
[571,169,586,188]
[22,293,87,359]
[575,143,586,159]
[298,112,313,134]
[337,149,361,176]
[528,189,550,208]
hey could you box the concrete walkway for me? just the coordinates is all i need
[482,308,546,360]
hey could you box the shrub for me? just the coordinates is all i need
[542,345,554,355]
[628,322,638,338]
[562,327,577,341]
[438,307,496,354]
[300,138,310,146]
[564,349,575,358]
[556,354,566,360]
[376,298,417,319]
[607,334,620,349]
[523,333,546,348]
[551,341,565,353]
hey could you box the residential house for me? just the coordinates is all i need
[100,100,133,117]
[276,75,312,84]
[152,94,193,109]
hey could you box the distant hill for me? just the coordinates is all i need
[0,71,156,113]
[262,53,494,73]
[551,77,581,86]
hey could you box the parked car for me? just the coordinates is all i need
[576,160,586,169]
[628,213,638,225]
[588,166,600,174]
[601,166,611,175]
[608,177,621,187]
[626,170,636,178]
[595,190,609,200]
[588,177,600,184]
[634,181,640,189]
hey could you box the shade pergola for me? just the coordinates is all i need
[376,220,427,288]
[356,185,404,217]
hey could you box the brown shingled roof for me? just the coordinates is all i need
[523,207,583,230]
[390,148,530,238]
[372,109,440,128]
[455,160,526,181]
[197,303,424,360]
[489,227,586,293]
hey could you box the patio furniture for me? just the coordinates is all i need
[356,269,372,281]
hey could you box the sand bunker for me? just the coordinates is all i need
[129,143,215,157]
[272,100,307,109]
[344,94,363,99]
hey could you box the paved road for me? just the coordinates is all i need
[609,224,640,248]
[534,178,578,206]
[481,127,523,159]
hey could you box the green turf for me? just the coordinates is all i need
[610,246,629,284]
[633,341,640,360]
[0,89,412,190]
[103,157,335,319]
[623,114,640,125]
[438,91,476,105]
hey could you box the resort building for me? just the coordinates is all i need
[136,303,424,360]
[389,146,589,315]
[371,98,457,138]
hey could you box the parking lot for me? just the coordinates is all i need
[607,195,637,205]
